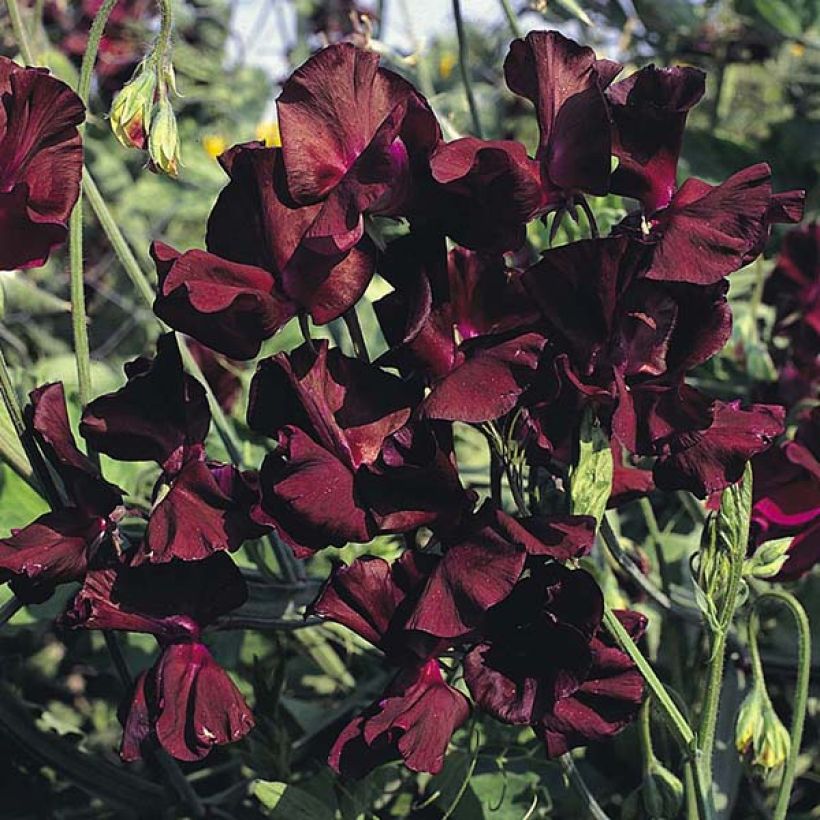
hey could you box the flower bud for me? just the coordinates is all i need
[736,683,791,773]
[743,537,792,580]
[109,63,156,150]
[148,96,181,178]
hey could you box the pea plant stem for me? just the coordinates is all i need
[5,0,35,64]
[452,0,484,138]
[753,591,811,820]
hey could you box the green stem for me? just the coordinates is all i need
[753,591,811,820]
[559,754,611,820]
[70,0,120,408]
[5,0,35,64]
[697,534,746,790]
[638,699,654,775]
[498,0,523,38]
[83,171,156,307]
[602,607,694,752]
[452,0,483,138]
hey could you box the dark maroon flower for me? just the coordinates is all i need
[249,340,472,555]
[328,658,469,777]
[607,65,706,214]
[503,31,620,210]
[310,551,469,775]
[80,334,267,563]
[652,399,785,497]
[376,233,545,423]
[0,57,84,270]
[463,562,644,755]
[752,408,820,580]
[0,383,122,603]
[121,641,254,762]
[428,137,545,251]
[540,610,647,757]
[522,236,733,456]
[276,43,440,253]
[763,221,819,379]
[637,164,804,285]
[64,553,254,761]
[153,142,378,358]
[407,502,595,639]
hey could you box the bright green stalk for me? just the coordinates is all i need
[498,0,523,38]
[452,0,483,137]
[5,0,35,64]
[753,591,811,820]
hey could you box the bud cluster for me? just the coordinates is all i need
[109,55,180,177]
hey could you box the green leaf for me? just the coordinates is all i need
[251,780,335,819]
[554,0,593,26]
[0,463,49,533]
[752,0,803,36]
[569,407,613,525]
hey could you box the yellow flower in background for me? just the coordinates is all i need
[439,51,456,80]
[790,42,806,58]
[202,134,227,159]
[256,121,281,147]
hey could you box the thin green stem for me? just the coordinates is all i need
[84,172,156,307]
[753,591,811,820]
[603,607,713,820]
[638,699,654,775]
[452,0,483,137]
[70,0,119,408]
[498,0,523,38]
[602,607,694,752]
[559,754,610,820]
[697,535,745,790]
[5,0,35,64]
[639,497,673,594]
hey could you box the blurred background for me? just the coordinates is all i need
[0,2,817,817]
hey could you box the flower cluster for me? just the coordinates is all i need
[0,30,807,777]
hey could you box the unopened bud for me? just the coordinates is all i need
[744,537,792,580]
[736,683,790,773]
[109,62,156,150]
[148,96,181,178]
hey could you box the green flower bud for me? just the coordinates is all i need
[148,96,181,178]
[109,62,156,150]
[743,537,793,580]
[755,702,790,772]
[645,762,685,819]
[736,683,791,773]
[736,683,764,756]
